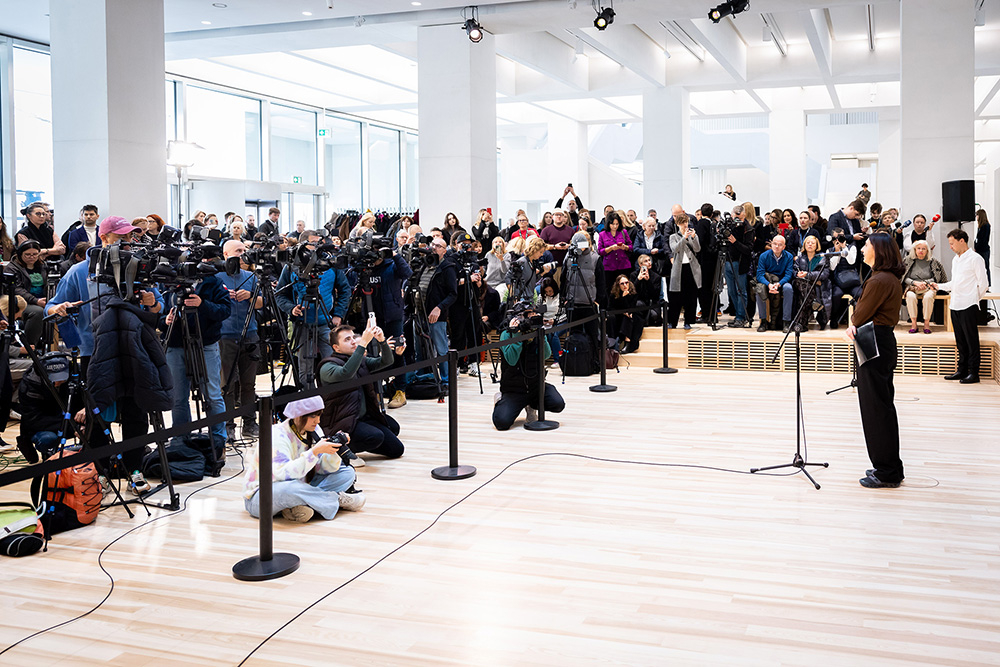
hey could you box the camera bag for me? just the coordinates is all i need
[29,448,101,535]
[560,332,593,376]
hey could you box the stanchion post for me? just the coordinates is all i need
[432,350,477,480]
[653,300,678,375]
[589,309,617,392]
[233,393,300,582]
[525,326,559,431]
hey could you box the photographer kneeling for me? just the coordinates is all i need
[318,321,404,461]
[242,395,364,523]
[492,304,565,431]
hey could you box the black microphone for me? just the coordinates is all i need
[821,248,850,258]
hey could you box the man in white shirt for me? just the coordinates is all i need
[932,229,989,383]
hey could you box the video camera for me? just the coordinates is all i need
[89,240,226,301]
[503,300,544,334]
[343,235,393,273]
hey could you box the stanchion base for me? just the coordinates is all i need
[431,465,477,480]
[232,552,300,582]
[524,419,559,431]
[589,384,618,392]
[653,367,679,374]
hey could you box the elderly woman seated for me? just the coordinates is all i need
[901,240,948,334]
[242,395,365,523]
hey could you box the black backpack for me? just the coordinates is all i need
[560,333,593,376]
[405,376,447,400]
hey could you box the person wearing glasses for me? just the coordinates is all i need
[16,202,65,260]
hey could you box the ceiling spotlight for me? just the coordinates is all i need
[354,15,365,27]
[708,0,749,23]
[593,2,615,30]
[465,18,483,42]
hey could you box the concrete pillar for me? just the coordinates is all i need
[50,0,167,231]
[900,0,974,264]
[547,117,589,210]
[643,87,690,215]
[767,92,807,212]
[417,24,497,228]
[877,110,901,212]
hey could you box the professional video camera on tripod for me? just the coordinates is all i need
[450,233,489,390]
[274,232,351,388]
[402,235,451,397]
[711,212,753,330]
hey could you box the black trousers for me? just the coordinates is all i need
[219,338,259,426]
[492,384,565,431]
[856,326,903,483]
[667,264,698,327]
[80,356,148,475]
[698,255,719,317]
[351,414,403,458]
[951,306,981,376]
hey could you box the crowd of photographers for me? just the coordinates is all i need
[0,183,991,522]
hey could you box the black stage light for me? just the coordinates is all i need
[594,6,615,30]
[465,18,483,42]
[708,0,749,24]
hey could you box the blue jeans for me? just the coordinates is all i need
[724,261,747,321]
[427,320,449,381]
[244,466,356,520]
[756,282,794,322]
[166,342,227,455]
[33,431,61,459]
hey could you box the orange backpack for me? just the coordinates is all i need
[31,449,101,535]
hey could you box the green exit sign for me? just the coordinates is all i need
[318,129,328,137]
[293,176,302,184]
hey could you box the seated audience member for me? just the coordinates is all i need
[609,276,644,353]
[828,229,863,327]
[785,210,821,257]
[493,304,565,430]
[16,351,72,462]
[755,233,795,332]
[793,235,833,330]
[901,240,948,334]
[630,253,663,326]
[318,321,403,461]
[242,395,364,523]
[59,241,91,274]
[667,213,701,329]
[4,240,48,349]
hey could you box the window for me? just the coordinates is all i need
[13,46,53,222]
[404,132,418,211]
[270,104,317,185]
[185,86,261,180]
[324,115,362,210]
[368,125,400,211]
[166,80,177,143]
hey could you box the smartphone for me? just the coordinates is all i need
[367,312,377,328]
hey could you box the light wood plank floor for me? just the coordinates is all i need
[1,367,999,666]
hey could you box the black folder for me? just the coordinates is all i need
[854,321,880,366]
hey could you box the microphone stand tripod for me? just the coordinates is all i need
[750,256,830,489]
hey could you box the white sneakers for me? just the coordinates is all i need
[129,471,151,496]
[338,490,366,511]
[281,505,315,523]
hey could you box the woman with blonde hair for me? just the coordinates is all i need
[350,212,377,242]
[901,240,948,334]
[485,236,509,294]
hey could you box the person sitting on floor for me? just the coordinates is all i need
[901,240,948,334]
[242,395,365,523]
[609,275,645,353]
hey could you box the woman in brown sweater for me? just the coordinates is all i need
[847,233,905,488]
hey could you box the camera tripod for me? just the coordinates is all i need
[456,267,486,394]
[558,250,599,382]
[406,263,446,398]
[750,256,830,489]
[290,278,336,388]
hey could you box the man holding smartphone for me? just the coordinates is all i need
[540,209,576,267]
[317,321,405,461]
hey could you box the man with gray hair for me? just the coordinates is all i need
[220,239,264,439]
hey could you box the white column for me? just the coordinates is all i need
[50,0,167,231]
[877,110,901,212]
[643,87,690,215]
[417,25,497,229]
[900,0,974,263]
[547,117,589,209]
[767,91,807,211]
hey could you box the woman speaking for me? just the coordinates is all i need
[847,234,905,488]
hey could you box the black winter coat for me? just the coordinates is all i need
[317,352,387,436]
[89,298,173,412]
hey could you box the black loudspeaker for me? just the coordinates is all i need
[942,180,975,222]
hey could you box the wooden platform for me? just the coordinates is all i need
[1,369,999,665]
[625,320,1000,383]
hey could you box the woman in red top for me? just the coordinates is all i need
[509,213,538,242]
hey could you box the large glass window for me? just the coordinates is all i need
[185,86,261,180]
[165,80,176,143]
[368,125,400,211]
[13,46,53,222]
[324,116,362,210]
[405,132,418,211]
[270,104,317,185]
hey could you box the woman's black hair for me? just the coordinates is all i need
[868,233,904,278]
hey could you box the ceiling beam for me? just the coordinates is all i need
[495,31,589,91]
[566,25,667,88]
[976,77,1000,116]
[801,7,842,109]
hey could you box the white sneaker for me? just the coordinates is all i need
[525,406,538,424]
[281,505,315,523]
[98,475,113,499]
[129,471,151,496]
[338,490,366,511]
[467,366,480,377]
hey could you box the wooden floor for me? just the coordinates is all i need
[2,367,1000,666]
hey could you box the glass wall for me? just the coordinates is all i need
[165,80,176,143]
[368,125,400,211]
[13,46,53,222]
[186,86,262,181]
[270,104,317,186]
[405,132,418,212]
[324,115,363,211]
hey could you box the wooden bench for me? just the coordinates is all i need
[846,292,1000,331]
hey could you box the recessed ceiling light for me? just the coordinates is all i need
[201,20,212,25]
[212,3,227,7]
[302,11,312,15]
[412,1,422,5]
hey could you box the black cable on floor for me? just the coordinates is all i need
[0,448,247,658]
[237,452,802,666]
